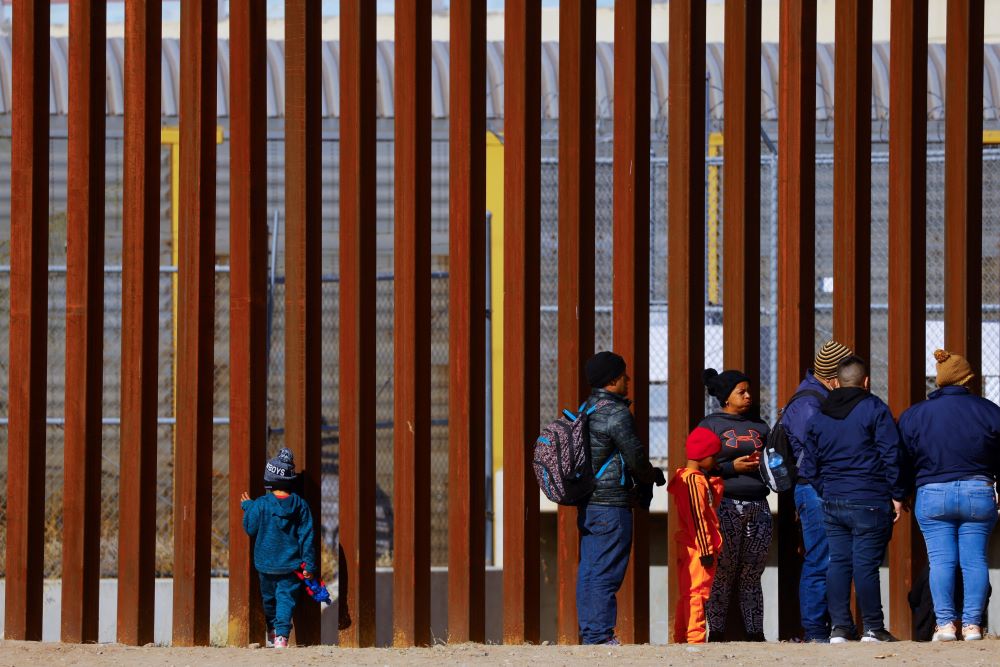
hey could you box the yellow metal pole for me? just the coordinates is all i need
[485,130,505,473]
[707,132,724,304]
[160,125,224,427]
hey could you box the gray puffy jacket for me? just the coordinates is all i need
[585,389,663,507]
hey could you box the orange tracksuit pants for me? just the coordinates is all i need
[673,543,716,644]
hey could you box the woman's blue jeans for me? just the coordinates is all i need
[915,480,998,626]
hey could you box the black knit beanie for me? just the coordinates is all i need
[586,351,627,388]
[264,448,297,488]
[703,368,751,405]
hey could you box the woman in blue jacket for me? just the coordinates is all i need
[899,350,1000,643]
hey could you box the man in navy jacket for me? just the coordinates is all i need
[800,356,908,643]
[782,339,854,642]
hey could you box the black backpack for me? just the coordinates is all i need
[758,390,824,492]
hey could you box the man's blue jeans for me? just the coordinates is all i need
[795,483,830,640]
[915,480,998,626]
[577,504,633,644]
[823,498,894,634]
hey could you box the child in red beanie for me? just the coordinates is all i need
[668,427,725,643]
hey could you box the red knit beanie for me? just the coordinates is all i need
[686,427,722,461]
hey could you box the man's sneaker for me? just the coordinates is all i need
[933,623,957,642]
[963,624,983,641]
[830,626,855,644]
[861,628,899,643]
[603,636,621,646]
[273,635,289,649]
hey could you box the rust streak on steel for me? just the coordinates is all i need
[556,0,596,646]
[775,0,816,639]
[944,0,985,385]
[612,0,651,645]
[722,0,761,385]
[339,0,378,648]
[448,0,487,644]
[173,0,218,646]
[393,0,433,648]
[887,0,929,642]
[5,0,49,641]
[666,0,706,640]
[228,0,268,647]
[503,0,542,645]
[285,0,323,645]
[832,0,872,363]
[62,0,106,645]
[118,0,161,646]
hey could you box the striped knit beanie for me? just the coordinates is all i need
[934,349,975,387]
[814,340,854,380]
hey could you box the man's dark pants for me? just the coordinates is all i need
[823,498,894,634]
[577,504,633,644]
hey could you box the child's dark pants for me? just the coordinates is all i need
[259,571,302,638]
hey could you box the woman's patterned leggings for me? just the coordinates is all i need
[707,497,773,636]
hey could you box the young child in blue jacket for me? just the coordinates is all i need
[241,448,317,648]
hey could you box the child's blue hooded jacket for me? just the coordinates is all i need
[241,492,317,575]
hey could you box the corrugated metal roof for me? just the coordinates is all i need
[2,37,1000,121]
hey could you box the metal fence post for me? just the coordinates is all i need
[556,0,596,645]
[173,0,218,646]
[61,0,106,644]
[5,0,49,641]
[613,0,652,645]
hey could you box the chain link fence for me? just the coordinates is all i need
[1,128,999,581]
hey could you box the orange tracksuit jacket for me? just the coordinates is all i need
[668,467,724,644]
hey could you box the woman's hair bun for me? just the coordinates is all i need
[933,349,950,363]
[702,368,719,385]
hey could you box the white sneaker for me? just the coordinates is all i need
[266,630,275,647]
[963,625,983,641]
[273,635,289,649]
[932,623,957,642]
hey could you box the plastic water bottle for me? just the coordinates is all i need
[766,447,791,492]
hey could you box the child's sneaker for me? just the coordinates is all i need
[962,624,983,641]
[932,623,957,642]
[273,635,289,649]
[266,630,275,647]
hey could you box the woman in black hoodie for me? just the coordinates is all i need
[698,368,772,642]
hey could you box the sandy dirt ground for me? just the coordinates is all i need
[2,639,999,666]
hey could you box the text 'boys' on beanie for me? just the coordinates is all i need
[814,339,854,380]
[686,426,722,460]
[703,368,751,404]
[586,351,627,388]
[934,348,975,388]
[264,447,297,484]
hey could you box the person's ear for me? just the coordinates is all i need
[863,376,871,390]
[829,377,840,389]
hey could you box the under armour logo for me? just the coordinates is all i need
[722,428,764,450]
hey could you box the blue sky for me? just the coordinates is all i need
[45,1,618,24]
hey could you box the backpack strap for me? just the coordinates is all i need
[776,389,826,423]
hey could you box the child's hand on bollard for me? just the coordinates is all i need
[240,491,251,503]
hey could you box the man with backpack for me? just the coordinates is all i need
[576,351,666,645]
[780,339,854,643]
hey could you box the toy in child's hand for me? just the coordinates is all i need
[296,562,331,605]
